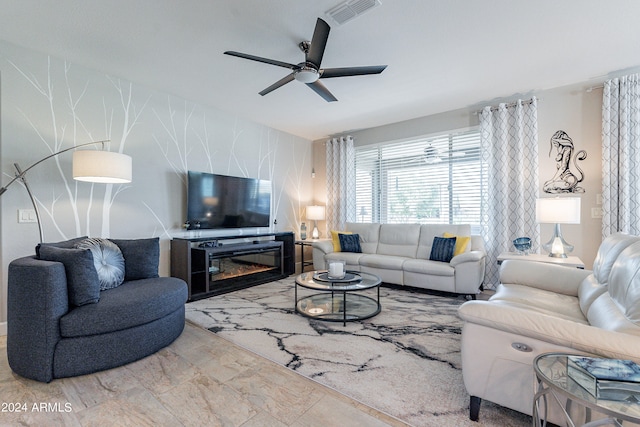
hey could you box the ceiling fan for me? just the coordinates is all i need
[224,18,387,102]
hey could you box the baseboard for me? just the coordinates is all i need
[0,322,6,336]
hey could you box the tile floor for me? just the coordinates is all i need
[0,322,408,426]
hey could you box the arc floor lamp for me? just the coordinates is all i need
[0,140,132,242]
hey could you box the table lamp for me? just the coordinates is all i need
[306,205,325,239]
[536,197,581,258]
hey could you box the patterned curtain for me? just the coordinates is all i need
[479,97,540,287]
[326,136,356,231]
[602,74,640,238]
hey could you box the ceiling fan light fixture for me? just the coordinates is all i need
[294,67,319,83]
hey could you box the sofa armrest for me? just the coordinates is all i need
[7,256,70,382]
[450,250,484,266]
[450,251,486,294]
[500,259,592,296]
[458,301,640,363]
[312,240,335,270]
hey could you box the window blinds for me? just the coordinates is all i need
[355,130,483,231]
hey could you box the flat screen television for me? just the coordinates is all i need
[187,171,271,229]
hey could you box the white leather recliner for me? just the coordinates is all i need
[458,232,640,423]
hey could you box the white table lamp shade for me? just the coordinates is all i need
[73,150,132,184]
[306,205,325,239]
[536,197,581,258]
[536,197,581,224]
[306,205,325,221]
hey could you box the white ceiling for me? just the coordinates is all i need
[0,0,639,141]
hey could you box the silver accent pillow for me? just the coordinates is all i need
[76,238,125,290]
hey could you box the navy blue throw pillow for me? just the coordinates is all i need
[109,237,160,281]
[429,236,456,262]
[38,245,100,306]
[339,233,362,253]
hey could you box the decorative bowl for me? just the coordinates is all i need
[513,237,531,254]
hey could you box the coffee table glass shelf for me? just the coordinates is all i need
[295,270,381,326]
[534,352,640,427]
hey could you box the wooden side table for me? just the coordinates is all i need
[497,252,585,269]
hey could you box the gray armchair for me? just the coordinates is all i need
[7,237,188,383]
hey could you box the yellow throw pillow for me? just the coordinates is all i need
[443,232,471,256]
[330,230,352,252]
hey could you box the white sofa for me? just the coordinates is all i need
[312,223,486,296]
[458,232,640,423]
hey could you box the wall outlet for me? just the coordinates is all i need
[18,209,37,223]
[591,207,603,219]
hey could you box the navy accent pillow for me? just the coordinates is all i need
[35,236,89,259]
[339,233,362,253]
[109,237,160,281]
[38,245,100,306]
[429,236,457,262]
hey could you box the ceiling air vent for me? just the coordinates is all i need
[325,0,382,25]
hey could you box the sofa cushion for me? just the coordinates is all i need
[578,275,609,317]
[38,245,100,306]
[339,233,362,253]
[587,293,640,336]
[403,258,455,276]
[592,232,640,285]
[429,236,456,262]
[345,222,380,254]
[376,224,420,258]
[325,251,364,268]
[59,277,187,338]
[76,238,125,291]
[109,238,160,280]
[359,254,408,270]
[607,241,640,325]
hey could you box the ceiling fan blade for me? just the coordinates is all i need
[321,65,388,78]
[224,51,297,70]
[306,80,337,102]
[305,18,330,68]
[259,73,295,96]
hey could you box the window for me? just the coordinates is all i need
[355,129,483,233]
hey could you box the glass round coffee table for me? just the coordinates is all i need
[534,352,640,427]
[295,270,381,326]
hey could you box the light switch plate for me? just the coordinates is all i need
[18,209,37,223]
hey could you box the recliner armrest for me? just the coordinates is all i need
[7,256,70,382]
[458,300,640,363]
[500,259,592,296]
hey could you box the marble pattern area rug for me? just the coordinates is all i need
[185,278,530,427]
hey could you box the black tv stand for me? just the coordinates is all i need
[170,231,294,301]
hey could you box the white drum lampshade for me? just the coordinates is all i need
[306,205,326,239]
[536,197,581,258]
[73,150,132,183]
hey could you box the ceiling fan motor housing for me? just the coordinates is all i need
[294,65,319,83]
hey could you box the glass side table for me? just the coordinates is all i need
[533,353,640,427]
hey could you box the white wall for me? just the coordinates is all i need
[313,81,609,270]
[0,40,313,325]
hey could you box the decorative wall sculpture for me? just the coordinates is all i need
[543,130,587,194]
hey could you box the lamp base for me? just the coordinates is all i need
[542,223,574,258]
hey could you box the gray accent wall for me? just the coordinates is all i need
[0,40,313,325]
